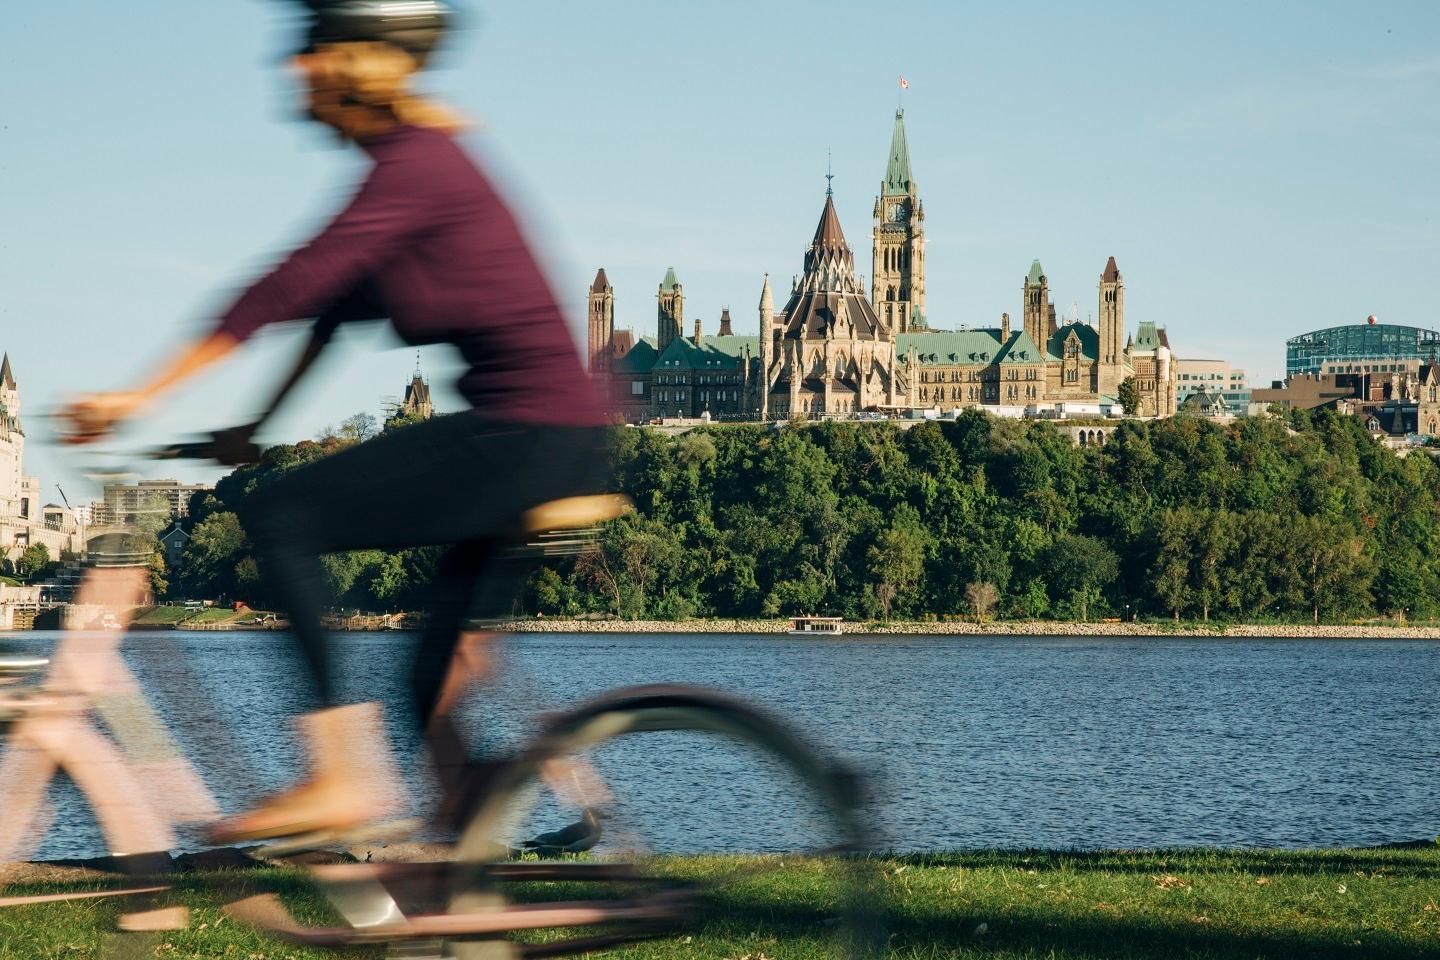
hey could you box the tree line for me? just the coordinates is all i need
[172,408,1440,624]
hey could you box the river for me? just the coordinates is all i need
[3,631,1437,859]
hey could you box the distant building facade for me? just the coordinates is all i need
[1176,359,1250,415]
[0,354,84,565]
[97,479,211,526]
[1286,321,1440,378]
[586,109,1178,422]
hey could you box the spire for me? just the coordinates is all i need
[812,194,847,248]
[803,194,858,292]
[1101,256,1120,283]
[760,274,774,313]
[0,353,12,390]
[591,267,611,293]
[661,266,680,291]
[883,108,913,197]
[1027,260,1045,284]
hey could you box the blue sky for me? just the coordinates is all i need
[4,1,1440,497]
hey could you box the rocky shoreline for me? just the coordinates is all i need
[497,618,1440,639]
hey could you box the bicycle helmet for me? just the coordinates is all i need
[296,0,454,65]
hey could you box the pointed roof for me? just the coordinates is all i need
[811,194,847,248]
[1101,256,1120,282]
[1026,260,1046,284]
[760,273,774,310]
[797,193,860,293]
[883,108,913,197]
[661,267,681,292]
[591,268,611,294]
[0,353,13,390]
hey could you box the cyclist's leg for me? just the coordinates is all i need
[220,418,603,839]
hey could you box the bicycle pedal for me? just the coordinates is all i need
[257,818,423,859]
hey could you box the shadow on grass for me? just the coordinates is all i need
[889,848,1440,880]
[699,896,1440,960]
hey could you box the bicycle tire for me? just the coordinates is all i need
[444,684,883,960]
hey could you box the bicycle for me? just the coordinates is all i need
[1,439,884,958]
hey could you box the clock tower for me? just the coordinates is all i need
[871,108,926,332]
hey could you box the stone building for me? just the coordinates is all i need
[586,108,1178,422]
[759,193,905,418]
[0,353,84,566]
[385,361,435,428]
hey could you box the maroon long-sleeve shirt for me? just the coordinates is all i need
[217,124,601,427]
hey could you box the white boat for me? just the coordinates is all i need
[788,616,843,636]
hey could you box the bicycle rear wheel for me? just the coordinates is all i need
[445,684,883,960]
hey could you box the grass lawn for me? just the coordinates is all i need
[130,606,194,626]
[2,848,1437,959]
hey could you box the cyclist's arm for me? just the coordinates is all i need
[62,155,429,441]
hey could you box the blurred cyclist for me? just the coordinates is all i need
[61,0,605,842]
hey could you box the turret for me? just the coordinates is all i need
[871,108,926,332]
[759,275,775,420]
[1097,256,1126,395]
[657,267,684,353]
[1022,260,1051,349]
[586,269,614,375]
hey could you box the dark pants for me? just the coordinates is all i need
[238,415,607,723]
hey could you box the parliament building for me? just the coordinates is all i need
[588,109,1178,422]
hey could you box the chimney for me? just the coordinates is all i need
[719,307,733,337]
[693,316,702,346]
[1001,312,1011,340]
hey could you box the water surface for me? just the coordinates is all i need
[4,631,1437,858]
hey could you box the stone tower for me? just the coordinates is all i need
[1022,260,1051,349]
[0,354,24,521]
[1098,256,1125,394]
[586,268,614,374]
[758,275,775,420]
[657,267,684,353]
[871,109,926,332]
[718,307,733,336]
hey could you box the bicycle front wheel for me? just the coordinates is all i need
[445,684,884,960]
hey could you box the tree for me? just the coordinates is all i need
[18,543,50,580]
[1039,534,1118,622]
[964,581,999,622]
[340,412,379,444]
[181,512,250,601]
[1118,376,1141,416]
[148,548,169,600]
[867,520,927,620]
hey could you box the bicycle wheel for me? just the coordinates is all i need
[444,684,883,960]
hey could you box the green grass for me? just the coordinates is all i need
[130,606,195,626]
[3,848,1438,958]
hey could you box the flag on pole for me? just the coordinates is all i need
[899,76,910,89]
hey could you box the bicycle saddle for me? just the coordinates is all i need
[518,494,633,535]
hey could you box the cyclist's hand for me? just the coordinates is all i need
[210,423,263,466]
[57,391,148,445]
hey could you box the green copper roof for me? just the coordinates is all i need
[654,335,758,370]
[897,330,1003,365]
[1133,320,1161,351]
[993,331,1047,365]
[661,267,680,291]
[883,109,913,198]
[1026,260,1046,284]
[613,337,659,374]
[1047,322,1099,362]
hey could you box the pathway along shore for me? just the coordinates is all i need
[496,618,1440,639]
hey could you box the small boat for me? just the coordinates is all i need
[99,613,124,631]
[788,616,843,636]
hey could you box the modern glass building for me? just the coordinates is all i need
[1287,323,1440,377]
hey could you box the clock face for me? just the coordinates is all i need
[890,203,906,222]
